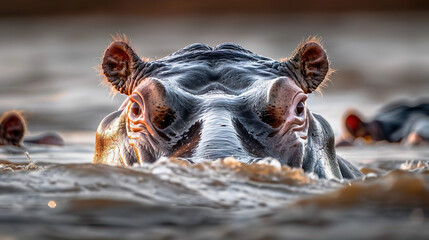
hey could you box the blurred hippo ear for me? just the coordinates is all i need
[0,111,26,146]
[283,38,330,93]
[343,109,366,139]
[102,41,145,95]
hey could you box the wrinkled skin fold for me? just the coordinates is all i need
[94,38,363,180]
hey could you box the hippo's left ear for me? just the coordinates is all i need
[102,41,145,95]
[283,41,329,93]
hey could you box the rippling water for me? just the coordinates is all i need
[0,136,428,240]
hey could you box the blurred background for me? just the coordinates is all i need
[1,0,429,137]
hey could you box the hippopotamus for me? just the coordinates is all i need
[0,111,64,147]
[94,37,363,179]
[339,99,429,146]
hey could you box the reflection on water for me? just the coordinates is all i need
[0,138,428,239]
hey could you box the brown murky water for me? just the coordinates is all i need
[0,140,429,240]
[1,13,429,239]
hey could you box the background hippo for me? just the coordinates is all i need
[340,99,429,146]
[94,37,362,179]
[0,111,64,147]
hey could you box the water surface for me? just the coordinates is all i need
[0,137,428,240]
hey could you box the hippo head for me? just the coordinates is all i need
[94,38,331,169]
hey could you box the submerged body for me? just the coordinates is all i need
[94,38,362,179]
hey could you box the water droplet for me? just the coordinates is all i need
[48,201,56,208]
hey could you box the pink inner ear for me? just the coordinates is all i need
[107,45,130,69]
[345,114,362,133]
[301,43,327,64]
[303,45,321,60]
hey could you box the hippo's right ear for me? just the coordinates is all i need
[283,39,330,93]
[102,41,145,95]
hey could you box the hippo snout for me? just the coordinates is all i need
[192,109,250,163]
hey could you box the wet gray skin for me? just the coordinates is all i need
[94,38,363,179]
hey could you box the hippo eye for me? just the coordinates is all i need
[296,101,305,115]
[130,102,142,117]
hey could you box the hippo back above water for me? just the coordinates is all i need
[94,37,362,180]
